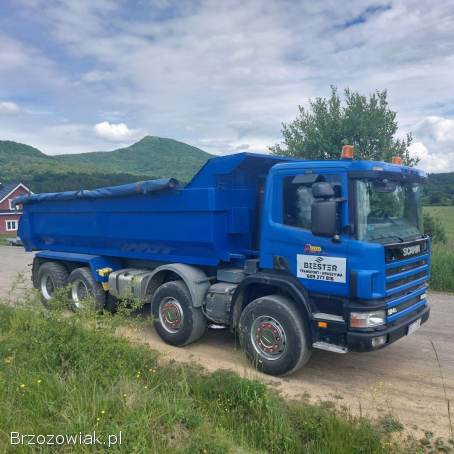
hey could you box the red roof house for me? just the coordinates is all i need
[0,182,32,235]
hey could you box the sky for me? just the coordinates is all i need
[1,0,454,173]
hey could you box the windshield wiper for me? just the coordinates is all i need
[387,234,405,242]
[370,234,405,243]
[402,233,425,241]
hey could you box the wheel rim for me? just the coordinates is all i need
[251,315,287,361]
[159,297,184,333]
[71,279,89,308]
[40,273,54,300]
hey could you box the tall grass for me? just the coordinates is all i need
[424,206,454,293]
[430,244,454,293]
[0,300,415,453]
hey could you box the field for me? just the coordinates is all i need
[424,206,454,241]
[0,301,429,454]
[424,206,454,293]
[0,234,14,246]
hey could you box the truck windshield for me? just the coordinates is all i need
[355,179,423,243]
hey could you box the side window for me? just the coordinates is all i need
[283,174,340,230]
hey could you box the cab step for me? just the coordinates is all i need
[312,341,348,354]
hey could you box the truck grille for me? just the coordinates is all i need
[386,270,427,290]
[384,283,426,303]
[385,258,427,276]
[384,239,429,322]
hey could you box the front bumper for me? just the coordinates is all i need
[346,304,430,352]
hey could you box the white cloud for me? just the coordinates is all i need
[94,121,137,142]
[0,101,20,115]
[2,0,454,169]
[81,70,116,83]
[407,116,454,172]
[413,116,454,144]
[408,141,454,173]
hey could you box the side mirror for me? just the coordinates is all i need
[312,182,335,199]
[311,200,337,237]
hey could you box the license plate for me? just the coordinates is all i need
[407,318,421,335]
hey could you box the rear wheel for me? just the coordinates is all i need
[239,295,311,376]
[68,267,106,311]
[37,261,69,304]
[151,280,206,346]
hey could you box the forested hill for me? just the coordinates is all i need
[1,137,453,203]
[424,172,454,205]
[56,136,212,179]
[0,136,212,193]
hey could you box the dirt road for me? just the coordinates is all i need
[1,245,452,439]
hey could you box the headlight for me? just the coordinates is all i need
[350,310,385,328]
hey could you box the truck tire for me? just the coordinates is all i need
[68,267,106,311]
[151,280,207,346]
[37,261,69,304]
[239,295,311,376]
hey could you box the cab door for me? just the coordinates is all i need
[259,168,350,298]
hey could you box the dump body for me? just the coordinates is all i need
[17,153,287,266]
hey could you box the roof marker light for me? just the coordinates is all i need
[392,156,403,165]
[341,145,354,160]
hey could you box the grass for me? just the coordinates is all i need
[429,243,454,293]
[424,206,454,242]
[0,233,14,246]
[0,297,420,454]
[424,206,454,293]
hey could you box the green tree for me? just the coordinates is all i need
[429,193,442,205]
[423,212,447,243]
[271,86,417,165]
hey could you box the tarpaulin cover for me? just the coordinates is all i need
[13,178,179,206]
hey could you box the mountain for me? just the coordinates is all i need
[55,136,212,181]
[4,136,452,205]
[0,137,212,193]
[0,140,65,175]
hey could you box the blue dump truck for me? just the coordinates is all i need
[15,146,430,376]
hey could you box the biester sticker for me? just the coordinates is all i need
[297,254,347,283]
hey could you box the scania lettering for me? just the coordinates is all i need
[15,146,430,376]
[403,245,421,256]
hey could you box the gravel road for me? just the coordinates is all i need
[0,245,452,439]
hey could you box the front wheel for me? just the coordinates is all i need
[151,280,206,346]
[239,295,311,376]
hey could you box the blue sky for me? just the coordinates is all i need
[1,0,454,172]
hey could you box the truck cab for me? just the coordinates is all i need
[17,147,430,376]
[256,152,429,359]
